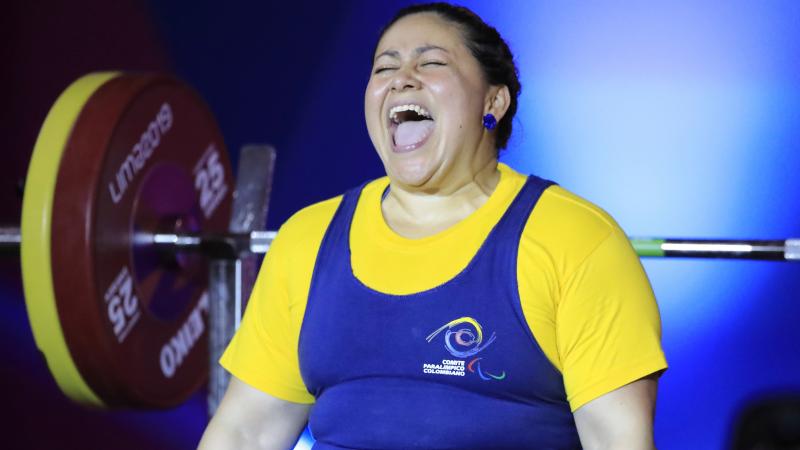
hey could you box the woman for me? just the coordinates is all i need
[199,3,667,449]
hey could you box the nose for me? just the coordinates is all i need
[390,67,421,92]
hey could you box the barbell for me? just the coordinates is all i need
[5,229,799,260]
[5,72,798,412]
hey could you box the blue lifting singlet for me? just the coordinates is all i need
[298,176,582,450]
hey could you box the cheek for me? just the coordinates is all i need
[432,75,484,118]
[364,79,385,119]
[364,79,387,143]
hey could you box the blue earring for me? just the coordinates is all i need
[483,113,497,130]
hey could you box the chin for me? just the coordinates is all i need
[377,136,443,188]
[386,157,437,188]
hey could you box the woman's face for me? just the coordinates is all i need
[365,13,501,190]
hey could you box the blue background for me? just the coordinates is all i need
[3,0,799,448]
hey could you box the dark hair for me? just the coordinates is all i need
[376,3,521,151]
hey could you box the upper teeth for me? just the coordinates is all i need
[389,104,432,122]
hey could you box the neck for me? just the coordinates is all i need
[382,158,501,239]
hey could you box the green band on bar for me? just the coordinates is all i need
[631,238,666,257]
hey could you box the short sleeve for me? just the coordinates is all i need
[219,226,315,404]
[557,225,667,411]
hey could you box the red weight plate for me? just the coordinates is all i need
[50,73,232,408]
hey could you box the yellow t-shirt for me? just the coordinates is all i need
[220,163,667,411]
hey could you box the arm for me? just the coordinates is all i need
[200,215,321,450]
[198,376,311,450]
[573,375,659,450]
[544,212,666,447]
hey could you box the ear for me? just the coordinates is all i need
[484,85,511,123]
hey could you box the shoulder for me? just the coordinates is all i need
[522,183,626,276]
[272,177,388,257]
[537,185,618,237]
[279,196,343,240]
[270,195,342,265]
[501,163,616,238]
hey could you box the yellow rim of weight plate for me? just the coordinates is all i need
[21,72,121,407]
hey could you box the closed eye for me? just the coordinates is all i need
[373,66,398,74]
[422,61,446,67]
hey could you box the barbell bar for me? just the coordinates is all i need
[156,234,800,261]
[4,226,799,261]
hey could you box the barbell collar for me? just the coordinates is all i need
[786,239,800,261]
[146,230,276,258]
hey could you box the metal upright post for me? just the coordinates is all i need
[207,145,276,417]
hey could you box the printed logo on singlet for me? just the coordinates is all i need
[423,317,506,381]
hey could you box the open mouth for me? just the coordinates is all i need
[389,104,435,153]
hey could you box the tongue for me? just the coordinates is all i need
[394,120,434,148]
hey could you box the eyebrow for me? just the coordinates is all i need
[373,45,449,62]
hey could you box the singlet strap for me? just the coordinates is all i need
[307,182,367,288]
[486,175,555,258]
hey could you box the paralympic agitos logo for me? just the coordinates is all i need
[423,317,506,381]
